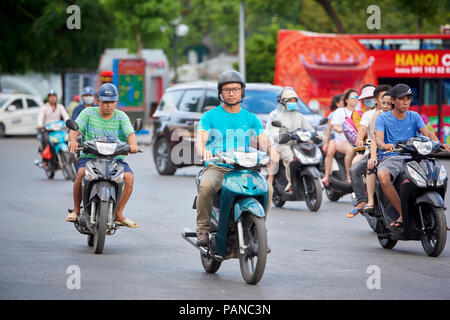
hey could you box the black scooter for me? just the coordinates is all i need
[66,119,143,254]
[372,136,448,257]
[270,120,323,211]
[323,151,354,202]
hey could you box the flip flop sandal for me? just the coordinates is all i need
[389,220,403,228]
[114,218,139,228]
[346,208,362,218]
[65,211,79,222]
[363,204,374,214]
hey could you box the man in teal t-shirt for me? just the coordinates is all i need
[65,83,140,228]
[195,70,279,247]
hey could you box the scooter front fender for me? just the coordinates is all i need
[54,142,68,154]
[89,181,116,202]
[299,165,321,179]
[234,197,266,222]
[415,191,444,208]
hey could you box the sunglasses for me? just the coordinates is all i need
[349,95,359,99]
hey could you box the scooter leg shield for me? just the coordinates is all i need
[233,198,266,222]
[415,191,445,208]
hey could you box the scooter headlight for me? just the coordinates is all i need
[297,130,312,142]
[437,165,447,187]
[406,164,427,187]
[95,142,117,156]
[412,140,433,155]
[233,151,258,168]
[294,147,322,164]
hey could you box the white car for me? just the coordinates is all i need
[0,93,44,137]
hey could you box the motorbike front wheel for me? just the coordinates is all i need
[64,152,76,182]
[303,176,322,212]
[238,214,267,285]
[93,200,109,254]
[420,205,447,257]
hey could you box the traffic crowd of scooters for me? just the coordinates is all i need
[33,78,449,285]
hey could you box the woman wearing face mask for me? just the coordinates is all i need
[266,87,315,192]
[71,86,97,120]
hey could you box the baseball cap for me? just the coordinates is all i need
[382,89,392,97]
[98,83,118,102]
[390,84,413,98]
[358,86,375,100]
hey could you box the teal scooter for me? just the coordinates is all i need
[182,148,270,285]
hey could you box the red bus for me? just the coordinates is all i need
[274,31,450,144]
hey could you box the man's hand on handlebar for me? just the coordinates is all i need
[442,143,450,152]
[129,145,140,154]
[68,141,79,153]
[382,143,396,152]
[201,149,213,161]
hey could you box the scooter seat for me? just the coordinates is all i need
[334,151,345,160]
[195,168,204,187]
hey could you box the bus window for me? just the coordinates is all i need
[423,79,439,105]
[358,39,382,50]
[444,80,450,105]
[384,39,420,50]
[423,39,444,50]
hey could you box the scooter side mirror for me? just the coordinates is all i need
[134,118,143,132]
[278,133,291,144]
[319,117,328,126]
[271,120,283,128]
[66,119,79,131]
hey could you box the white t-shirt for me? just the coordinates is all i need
[331,107,353,143]
[359,108,377,143]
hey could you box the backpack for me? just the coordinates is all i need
[341,110,363,146]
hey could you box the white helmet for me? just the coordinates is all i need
[277,87,298,105]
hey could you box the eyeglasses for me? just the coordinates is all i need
[349,95,359,99]
[222,87,242,94]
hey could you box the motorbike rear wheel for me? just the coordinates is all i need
[93,200,109,254]
[238,214,267,285]
[325,188,340,202]
[45,166,55,179]
[420,205,447,257]
[272,190,285,208]
[377,236,397,249]
[200,253,222,273]
[87,234,94,247]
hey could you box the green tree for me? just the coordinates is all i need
[104,0,180,57]
[0,0,116,74]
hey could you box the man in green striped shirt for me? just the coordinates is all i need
[65,83,140,228]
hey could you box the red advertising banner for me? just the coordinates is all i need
[370,51,450,78]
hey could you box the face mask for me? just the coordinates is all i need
[286,102,298,111]
[363,98,376,108]
[83,96,94,105]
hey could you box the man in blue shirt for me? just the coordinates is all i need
[71,86,96,120]
[375,83,450,227]
[195,70,279,247]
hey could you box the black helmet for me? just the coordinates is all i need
[217,70,246,102]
